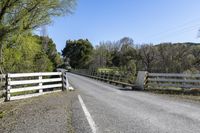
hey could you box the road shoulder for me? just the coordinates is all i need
[0,91,76,133]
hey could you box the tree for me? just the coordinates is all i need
[62,39,93,69]
[34,35,62,69]
[3,34,54,72]
[92,41,114,68]
[138,44,157,72]
[0,0,76,72]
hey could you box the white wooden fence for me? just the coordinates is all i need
[6,72,69,101]
[147,73,200,89]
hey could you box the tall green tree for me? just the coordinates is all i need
[0,0,76,72]
[3,35,54,72]
[34,35,62,69]
[62,39,93,69]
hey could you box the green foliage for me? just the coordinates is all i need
[34,35,63,69]
[2,35,58,73]
[0,0,76,41]
[89,37,200,82]
[0,0,76,73]
[62,39,93,69]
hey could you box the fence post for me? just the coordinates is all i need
[135,71,148,90]
[39,75,43,93]
[62,72,69,91]
[6,74,11,101]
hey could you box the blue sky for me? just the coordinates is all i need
[47,0,200,52]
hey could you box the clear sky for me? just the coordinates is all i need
[46,0,200,52]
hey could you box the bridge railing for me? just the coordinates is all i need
[146,73,200,90]
[71,70,200,91]
[6,71,69,101]
[71,69,137,88]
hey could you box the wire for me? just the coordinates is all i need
[144,17,200,40]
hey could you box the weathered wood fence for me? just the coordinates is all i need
[5,71,69,101]
[146,73,200,89]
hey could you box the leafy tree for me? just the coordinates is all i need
[2,34,60,73]
[62,39,93,68]
[34,35,62,69]
[0,0,76,72]
[138,44,157,72]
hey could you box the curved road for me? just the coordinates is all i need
[68,73,200,133]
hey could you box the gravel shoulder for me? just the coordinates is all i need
[0,91,77,133]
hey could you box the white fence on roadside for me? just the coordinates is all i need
[6,71,69,101]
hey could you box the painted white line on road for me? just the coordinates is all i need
[78,95,97,133]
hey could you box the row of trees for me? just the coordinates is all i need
[0,0,76,73]
[62,37,200,74]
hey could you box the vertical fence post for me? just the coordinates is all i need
[6,74,11,101]
[39,75,43,93]
[62,72,69,91]
[65,72,69,91]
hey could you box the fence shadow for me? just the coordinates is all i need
[118,86,142,91]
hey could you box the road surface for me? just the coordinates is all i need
[68,73,200,133]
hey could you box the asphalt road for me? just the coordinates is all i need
[68,73,200,133]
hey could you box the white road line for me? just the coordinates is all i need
[78,95,97,133]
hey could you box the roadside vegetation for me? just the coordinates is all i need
[0,0,76,73]
[62,37,200,84]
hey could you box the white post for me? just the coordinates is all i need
[39,75,43,93]
[135,71,148,90]
[62,72,69,91]
[65,72,69,90]
[6,74,11,101]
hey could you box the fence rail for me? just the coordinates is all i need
[6,71,69,101]
[147,72,200,89]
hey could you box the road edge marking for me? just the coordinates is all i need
[78,95,97,133]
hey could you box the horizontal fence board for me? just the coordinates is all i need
[10,84,62,93]
[10,90,62,101]
[148,73,200,78]
[8,72,62,78]
[10,78,62,85]
[148,78,200,83]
